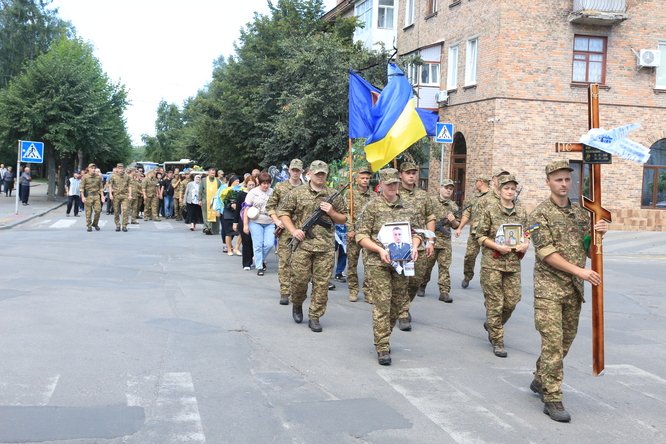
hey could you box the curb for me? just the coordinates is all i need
[0,201,67,230]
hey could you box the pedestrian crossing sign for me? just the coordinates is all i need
[20,140,44,164]
[435,122,454,143]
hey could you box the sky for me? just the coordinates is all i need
[51,0,338,146]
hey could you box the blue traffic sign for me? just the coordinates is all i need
[20,140,44,164]
[435,122,454,143]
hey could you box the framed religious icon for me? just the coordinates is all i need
[379,222,412,261]
[497,224,523,248]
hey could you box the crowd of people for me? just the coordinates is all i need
[69,156,606,423]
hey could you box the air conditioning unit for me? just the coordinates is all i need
[638,49,661,68]
[435,90,449,104]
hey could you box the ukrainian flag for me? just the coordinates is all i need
[364,64,431,172]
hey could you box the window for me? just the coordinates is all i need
[657,42,666,89]
[355,0,372,30]
[407,63,418,85]
[420,63,440,86]
[642,139,666,209]
[464,38,478,86]
[572,35,607,84]
[405,0,415,26]
[447,45,459,90]
[426,0,438,16]
[378,0,394,29]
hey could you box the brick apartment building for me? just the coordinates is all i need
[392,0,666,231]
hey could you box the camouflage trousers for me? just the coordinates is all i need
[131,195,142,222]
[346,240,369,298]
[534,295,582,403]
[84,197,102,229]
[276,234,293,296]
[290,248,334,321]
[144,195,159,220]
[480,267,522,345]
[399,252,428,320]
[113,194,130,227]
[366,264,408,353]
[463,232,481,281]
[174,196,183,220]
[421,245,453,294]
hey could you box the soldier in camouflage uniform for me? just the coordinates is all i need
[109,163,133,232]
[267,158,303,306]
[142,171,161,221]
[396,162,436,332]
[80,163,105,232]
[476,174,529,358]
[129,169,141,224]
[172,168,184,221]
[528,160,607,422]
[345,162,377,303]
[420,179,460,303]
[455,175,491,288]
[278,160,347,333]
[356,168,423,365]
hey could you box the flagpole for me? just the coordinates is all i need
[348,138,354,224]
[15,140,21,215]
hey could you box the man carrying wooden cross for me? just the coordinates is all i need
[527,159,608,423]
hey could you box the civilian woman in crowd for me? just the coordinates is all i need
[243,171,275,276]
[4,166,15,197]
[234,176,257,271]
[185,174,203,231]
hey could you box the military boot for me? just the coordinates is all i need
[308,318,322,333]
[292,305,303,324]
[493,343,508,358]
[461,278,470,289]
[279,294,289,305]
[530,379,544,401]
[348,292,358,302]
[439,293,453,303]
[377,351,391,366]
[416,286,426,297]
[543,402,571,422]
[398,318,412,331]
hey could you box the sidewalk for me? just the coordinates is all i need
[0,181,66,230]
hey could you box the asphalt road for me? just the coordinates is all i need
[1,209,665,443]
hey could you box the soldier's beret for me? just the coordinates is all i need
[379,168,400,184]
[545,159,574,176]
[440,179,455,187]
[309,160,328,174]
[497,174,519,187]
[399,161,418,172]
[289,159,304,171]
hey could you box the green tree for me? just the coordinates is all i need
[0,37,131,198]
[142,100,186,163]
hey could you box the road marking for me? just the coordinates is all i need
[378,368,513,443]
[0,374,59,406]
[127,372,205,442]
[155,222,174,230]
[606,364,666,403]
[51,219,77,228]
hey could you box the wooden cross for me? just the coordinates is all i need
[555,84,612,376]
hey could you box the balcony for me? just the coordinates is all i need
[569,0,628,26]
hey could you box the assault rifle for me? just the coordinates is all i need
[287,183,350,252]
[435,203,472,235]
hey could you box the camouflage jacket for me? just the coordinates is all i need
[142,176,159,197]
[345,185,377,232]
[267,180,300,217]
[462,190,490,234]
[528,198,591,301]
[129,178,141,200]
[109,173,131,196]
[80,174,103,199]
[433,196,460,249]
[356,195,421,268]
[476,200,528,272]
[277,182,347,252]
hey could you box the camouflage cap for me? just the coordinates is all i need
[545,159,574,176]
[357,162,372,174]
[497,174,519,187]
[399,161,418,172]
[379,168,400,184]
[309,160,328,175]
[440,178,455,187]
[475,174,491,183]
[493,168,510,178]
[116,163,124,168]
[289,158,303,171]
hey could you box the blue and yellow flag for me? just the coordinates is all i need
[348,70,381,138]
[363,64,434,171]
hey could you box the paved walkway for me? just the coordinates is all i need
[0,181,66,230]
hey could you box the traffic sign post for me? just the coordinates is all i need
[15,140,45,214]
[435,123,455,183]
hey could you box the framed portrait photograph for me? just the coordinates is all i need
[500,224,523,247]
[379,222,412,261]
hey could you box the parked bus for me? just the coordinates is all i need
[162,159,197,173]
[127,161,159,173]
